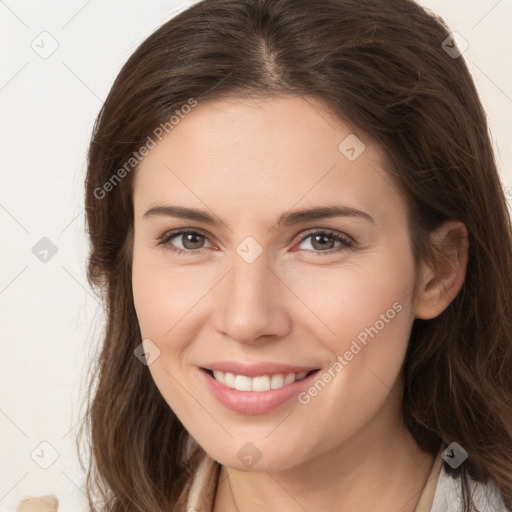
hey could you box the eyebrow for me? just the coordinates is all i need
[143,204,375,227]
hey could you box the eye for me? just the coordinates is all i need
[157,228,354,256]
[295,230,353,255]
[157,229,212,255]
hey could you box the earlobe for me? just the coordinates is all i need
[414,221,469,320]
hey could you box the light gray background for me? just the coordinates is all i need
[1,1,511,511]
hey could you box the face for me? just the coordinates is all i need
[131,95,420,471]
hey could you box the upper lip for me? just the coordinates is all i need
[201,361,319,377]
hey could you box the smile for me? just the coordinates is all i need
[206,369,315,391]
[199,367,321,415]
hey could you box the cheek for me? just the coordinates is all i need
[132,247,208,342]
[131,250,199,415]
[285,245,416,351]
[291,241,417,406]
[288,269,415,457]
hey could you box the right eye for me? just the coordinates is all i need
[157,229,213,255]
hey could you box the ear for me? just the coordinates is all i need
[414,220,469,320]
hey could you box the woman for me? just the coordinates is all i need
[76,0,512,510]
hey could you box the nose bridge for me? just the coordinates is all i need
[230,247,271,304]
[214,242,290,343]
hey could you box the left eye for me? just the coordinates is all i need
[157,229,353,255]
[297,231,353,253]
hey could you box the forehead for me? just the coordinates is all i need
[133,95,405,227]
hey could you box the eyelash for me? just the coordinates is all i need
[156,228,354,256]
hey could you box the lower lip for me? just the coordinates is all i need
[199,368,320,415]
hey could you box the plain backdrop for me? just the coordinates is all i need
[1,1,511,511]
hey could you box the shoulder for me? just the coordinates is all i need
[431,465,509,512]
[15,495,59,512]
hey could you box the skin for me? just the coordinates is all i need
[131,95,468,511]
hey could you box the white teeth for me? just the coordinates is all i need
[213,370,225,383]
[224,372,236,388]
[284,373,296,385]
[210,370,310,391]
[234,375,252,391]
[252,375,271,391]
[270,374,284,389]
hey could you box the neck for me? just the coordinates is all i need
[213,392,436,512]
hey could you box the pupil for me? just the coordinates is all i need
[313,234,332,250]
[184,233,202,249]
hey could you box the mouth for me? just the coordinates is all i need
[199,366,322,415]
[200,367,319,392]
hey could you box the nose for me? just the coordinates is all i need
[212,250,291,345]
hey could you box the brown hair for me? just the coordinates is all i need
[80,0,512,510]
